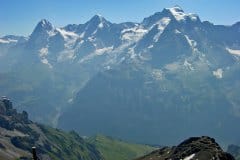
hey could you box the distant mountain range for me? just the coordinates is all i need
[0,6,240,146]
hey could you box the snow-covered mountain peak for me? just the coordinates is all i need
[27,19,57,50]
[37,19,54,31]
[79,14,112,38]
[94,14,103,20]
[164,6,186,21]
[87,14,111,27]
[142,6,185,28]
[2,6,238,72]
[142,12,165,28]
[166,5,184,13]
[163,6,199,22]
[30,19,55,39]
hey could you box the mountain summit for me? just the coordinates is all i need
[136,136,235,160]
[38,19,54,30]
[88,14,109,25]
[31,19,55,37]
[28,19,56,50]
[164,6,200,22]
[142,6,200,29]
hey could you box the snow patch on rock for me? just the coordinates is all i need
[213,68,223,79]
[121,27,147,42]
[41,58,52,68]
[184,60,194,70]
[184,35,198,51]
[226,47,240,56]
[183,153,195,160]
[0,38,18,44]
[166,6,198,22]
[153,17,171,42]
[165,62,181,71]
[152,69,164,80]
[56,28,78,39]
[39,47,52,68]
[78,46,113,64]
[39,47,48,57]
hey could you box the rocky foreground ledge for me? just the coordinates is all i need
[136,136,235,160]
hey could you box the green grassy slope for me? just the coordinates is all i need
[38,126,103,160]
[87,135,156,160]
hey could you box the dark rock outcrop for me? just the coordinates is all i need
[136,136,235,160]
[0,142,5,149]
[0,96,30,130]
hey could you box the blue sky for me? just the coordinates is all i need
[0,0,239,36]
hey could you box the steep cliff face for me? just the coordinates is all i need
[136,136,235,160]
[0,97,103,160]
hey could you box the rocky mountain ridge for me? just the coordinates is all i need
[0,96,103,160]
[136,136,235,160]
